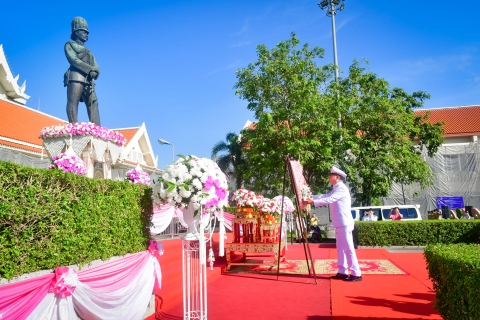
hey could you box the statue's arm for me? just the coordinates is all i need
[91,55,100,79]
[64,42,98,76]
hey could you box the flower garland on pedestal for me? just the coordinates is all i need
[39,122,126,146]
[48,153,87,175]
[153,155,229,320]
[258,198,281,223]
[153,154,229,251]
[232,188,263,210]
[154,155,229,216]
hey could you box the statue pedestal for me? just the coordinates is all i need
[42,135,123,179]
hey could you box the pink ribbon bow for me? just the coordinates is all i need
[49,266,78,298]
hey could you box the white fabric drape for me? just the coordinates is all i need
[150,204,184,234]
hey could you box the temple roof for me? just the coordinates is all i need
[0,98,65,155]
[414,105,480,136]
[0,45,30,104]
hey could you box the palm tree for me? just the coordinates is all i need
[211,132,245,190]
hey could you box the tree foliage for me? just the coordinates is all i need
[211,132,246,190]
[235,32,339,196]
[337,61,445,205]
[234,33,444,203]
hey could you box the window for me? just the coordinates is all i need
[382,208,418,219]
[351,210,357,219]
[360,209,380,220]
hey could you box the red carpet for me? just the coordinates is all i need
[149,235,441,320]
[331,248,440,320]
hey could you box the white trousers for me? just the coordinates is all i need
[335,225,361,276]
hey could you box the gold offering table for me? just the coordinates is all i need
[225,208,285,270]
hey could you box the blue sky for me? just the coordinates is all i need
[2,0,480,169]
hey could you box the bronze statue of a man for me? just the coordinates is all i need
[64,16,101,125]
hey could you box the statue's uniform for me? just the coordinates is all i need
[64,40,101,125]
[313,181,361,277]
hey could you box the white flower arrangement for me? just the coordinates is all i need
[258,198,281,216]
[153,155,229,216]
[273,196,295,213]
[232,188,263,208]
[301,184,312,201]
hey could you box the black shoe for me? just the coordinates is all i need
[330,273,349,280]
[344,275,362,282]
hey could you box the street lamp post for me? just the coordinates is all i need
[318,0,345,139]
[158,138,174,164]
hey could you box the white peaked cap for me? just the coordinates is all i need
[330,166,347,178]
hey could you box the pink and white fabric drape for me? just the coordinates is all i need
[0,241,162,320]
[150,204,184,234]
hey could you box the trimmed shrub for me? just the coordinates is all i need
[355,220,480,246]
[424,243,480,319]
[0,161,152,279]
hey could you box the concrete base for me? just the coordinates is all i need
[143,294,155,319]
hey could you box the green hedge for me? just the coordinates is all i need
[0,161,153,279]
[424,244,480,319]
[355,220,480,246]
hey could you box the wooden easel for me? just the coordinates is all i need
[276,156,317,283]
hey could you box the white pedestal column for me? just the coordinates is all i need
[181,238,207,320]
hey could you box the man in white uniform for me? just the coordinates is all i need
[304,166,362,281]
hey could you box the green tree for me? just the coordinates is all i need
[336,61,445,205]
[235,33,444,204]
[211,132,246,190]
[235,32,340,197]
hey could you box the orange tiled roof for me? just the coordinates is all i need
[115,128,139,145]
[0,98,66,154]
[414,105,480,136]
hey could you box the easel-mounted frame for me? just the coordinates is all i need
[276,156,317,283]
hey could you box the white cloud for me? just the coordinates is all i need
[397,54,472,75]
[230,41,251,48]
[207,60,242,76]
[230,19,249,37]
[319,15,358,40]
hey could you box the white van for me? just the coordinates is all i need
[322,204,422,239]
[352,205,423,222]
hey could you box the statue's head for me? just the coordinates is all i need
[70,17,89,41]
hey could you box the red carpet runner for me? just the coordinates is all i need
[149,234,441,320]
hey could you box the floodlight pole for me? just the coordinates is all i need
[158,138,174,164]
[319,0,345,140]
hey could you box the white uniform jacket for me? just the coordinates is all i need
[313,181,353,228]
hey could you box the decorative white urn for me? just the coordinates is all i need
[181,204,211,241]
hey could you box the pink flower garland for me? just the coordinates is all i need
[48,153,87,175]
[40,122,126,146]
[126,169,151,185]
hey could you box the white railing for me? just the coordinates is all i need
[153,219,188,239]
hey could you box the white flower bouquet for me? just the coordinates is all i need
[232,188,263,208]
[273,196,295,213]
[48,153,87,175]
[258,198,281,216]
[153,155,229,216]
[301,184,312,201]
